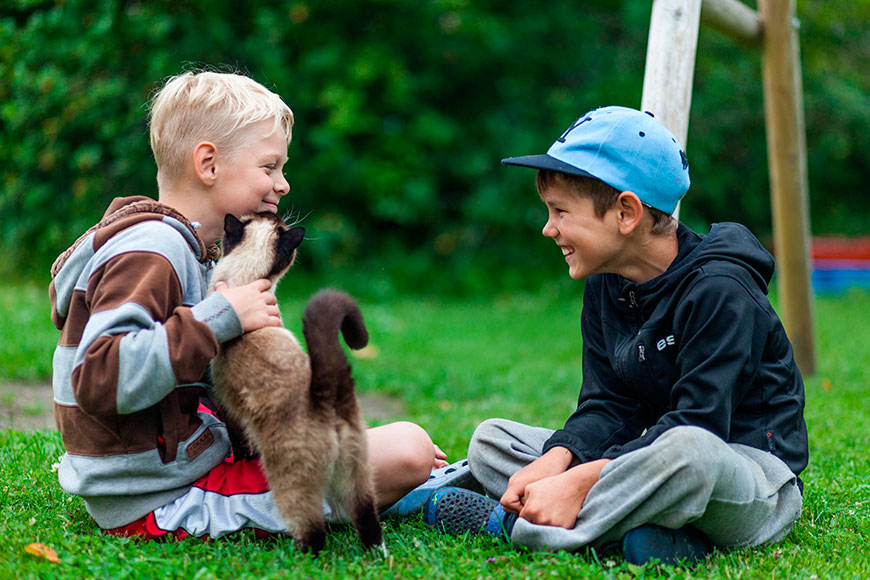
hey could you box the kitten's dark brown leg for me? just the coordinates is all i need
[336,436,384,552]
[297,523,327,555]
[351,494,384,551]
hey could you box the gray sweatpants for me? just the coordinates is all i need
[468,419,803,552]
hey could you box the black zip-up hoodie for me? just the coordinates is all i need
[544,222,808,483]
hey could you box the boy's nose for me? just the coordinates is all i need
[276,175,290,196]
[542,219,557,238]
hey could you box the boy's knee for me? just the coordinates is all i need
[657,425,724,453]
[468,418,508,464]
[387,421,436,485]
[654,426,731,480]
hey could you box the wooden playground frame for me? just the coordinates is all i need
[641,0,815,375]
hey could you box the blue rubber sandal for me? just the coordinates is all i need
[423,487,516,540]
[380,458,484,519]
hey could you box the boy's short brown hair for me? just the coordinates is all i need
[536,170,677,235]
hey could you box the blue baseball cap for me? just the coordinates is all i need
[502,106,690,214]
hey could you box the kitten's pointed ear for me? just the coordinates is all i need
[272,227,305,275]
[222,214,245,254]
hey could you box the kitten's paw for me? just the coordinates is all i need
[374,541,389,558]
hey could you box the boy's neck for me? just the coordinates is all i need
[158,186,222,246]
[618,229,680,284]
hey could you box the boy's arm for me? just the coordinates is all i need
[71,251,242,417]
[600,275,767,460]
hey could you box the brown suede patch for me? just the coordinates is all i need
[186,427,215,461]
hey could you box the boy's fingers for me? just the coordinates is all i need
[501,500,521,514]
[500,490,522,513]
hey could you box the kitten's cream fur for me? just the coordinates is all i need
[208,212,383,554]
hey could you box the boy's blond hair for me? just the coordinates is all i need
[536,170,677,235]
[149,70,294,188]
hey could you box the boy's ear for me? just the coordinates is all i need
[193,142,218,185]
[222,214,245,255]
[615,191,644,235]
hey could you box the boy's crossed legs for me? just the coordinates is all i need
[444,419,801,559]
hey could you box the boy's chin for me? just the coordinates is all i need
[567,266,585,280]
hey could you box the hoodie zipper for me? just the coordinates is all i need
[627,291,647,363]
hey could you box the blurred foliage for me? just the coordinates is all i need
[1,0,867,294]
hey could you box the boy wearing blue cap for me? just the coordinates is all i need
[424,107,808,565]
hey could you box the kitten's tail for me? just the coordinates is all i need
[302,289,369,407]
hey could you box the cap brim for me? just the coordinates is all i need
[501,154,595,179]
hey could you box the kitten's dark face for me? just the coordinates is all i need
[222,213,305,278]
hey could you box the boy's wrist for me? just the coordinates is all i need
[542,446,576,471]
[190,292,244,343]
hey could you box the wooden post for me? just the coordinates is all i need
[641,0,702,149]
[759,0,816,375]
[701,0,762,46]
[641,0,702,218]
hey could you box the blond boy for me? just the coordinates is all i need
[50,70,448,539]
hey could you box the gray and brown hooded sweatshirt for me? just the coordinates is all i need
[50,196,243,529]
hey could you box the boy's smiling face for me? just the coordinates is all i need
[213,121,290,219]
[540,183,625,280]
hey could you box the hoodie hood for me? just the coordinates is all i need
[49,196,220,330]
[614,222,775,312]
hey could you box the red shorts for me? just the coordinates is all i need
[104,457,285,540]
[106,404,297,541]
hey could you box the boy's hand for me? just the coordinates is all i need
[515,458,611,529]
[500,446,574,514]
[214,279,282,332]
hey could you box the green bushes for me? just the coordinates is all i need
[1,1,868,292]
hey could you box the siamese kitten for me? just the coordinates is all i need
[208,212,383,555]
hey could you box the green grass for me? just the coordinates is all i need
[1,282,868,579]
[0,283,58,381]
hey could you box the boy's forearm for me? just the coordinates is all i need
[541,445,577,471]
[562,458,612,503]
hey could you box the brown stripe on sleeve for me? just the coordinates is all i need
[88,252,184,322]
[164,307,219,385]
[71,335,121,417]
[58,289,89,347]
